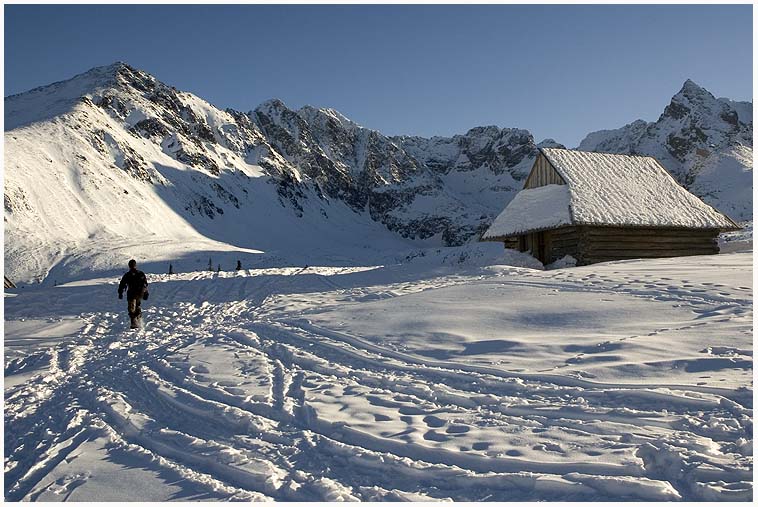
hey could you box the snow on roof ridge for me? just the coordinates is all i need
[540,146,653,160]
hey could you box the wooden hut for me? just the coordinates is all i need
[482,148,740,265]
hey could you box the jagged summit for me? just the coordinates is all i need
[297,104,360,130]
[680,78,706,94]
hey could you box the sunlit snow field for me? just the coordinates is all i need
[4,249,753,501]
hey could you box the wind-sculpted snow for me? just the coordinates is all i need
[5,253,753,501]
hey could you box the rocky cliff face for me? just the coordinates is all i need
[252,99,557,244]
[579,79,752,220]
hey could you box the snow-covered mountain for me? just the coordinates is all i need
[4,63,416,283]
[4,63,554,282]
[4,63,752,283]
[253,100,557,245]
[579,79,752,221]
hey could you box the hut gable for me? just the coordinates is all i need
[523,152,566,189]
[483,148,739,240]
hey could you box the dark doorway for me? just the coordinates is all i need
[537,231,547,263]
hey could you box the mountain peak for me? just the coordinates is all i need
[675,78,716,103]
[682,78,702,91]
[297,104,359,130]
[4,62,123,129]
[257,98,288,111]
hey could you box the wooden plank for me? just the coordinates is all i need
[585,241,719,249]
[583,227,718,238]
[586,242,718,250]
[583,235,718,243]
[582,249,718,258]
[585,239,717,248]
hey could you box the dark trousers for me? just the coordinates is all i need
[128,297,142,328]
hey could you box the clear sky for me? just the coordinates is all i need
[5,4,753,147]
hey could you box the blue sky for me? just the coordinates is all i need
[5,4,752,147]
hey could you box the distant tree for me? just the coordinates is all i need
[168,263,174,276]
[217,263,221,273]
[208,258,213,271]
[236,259,242,271]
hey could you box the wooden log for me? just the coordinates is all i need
[581,237,715,245]
[582,249,718,258]
[584,238,718,248]
[582,227,718,238]
[550,228,577,234]
[549,235,579,243]
[584,243,719,251]
[583,244,719,251]
[585,241,718,249]
[586,233,716,239]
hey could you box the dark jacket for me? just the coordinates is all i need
[119,269,149,299]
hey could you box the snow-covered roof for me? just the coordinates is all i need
[484,184,572,238]
[483,148,739,239]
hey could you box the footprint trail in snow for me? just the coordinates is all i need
[4,255,753,501]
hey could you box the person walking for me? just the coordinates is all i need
[118,259,149,329]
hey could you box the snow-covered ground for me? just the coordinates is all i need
[4,249,752,501]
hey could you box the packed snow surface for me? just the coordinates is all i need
[5,251,752,501]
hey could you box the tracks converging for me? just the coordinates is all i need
[4,265,753,501]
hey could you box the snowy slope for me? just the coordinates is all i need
[5,252,752,501]
[4,64,419,284]
[578,80,752,221]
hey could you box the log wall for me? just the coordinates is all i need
[502,226,720,266]
[575,226,720,265]
[545,227,580,263]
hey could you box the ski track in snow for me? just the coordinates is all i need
[4,256,753,501]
